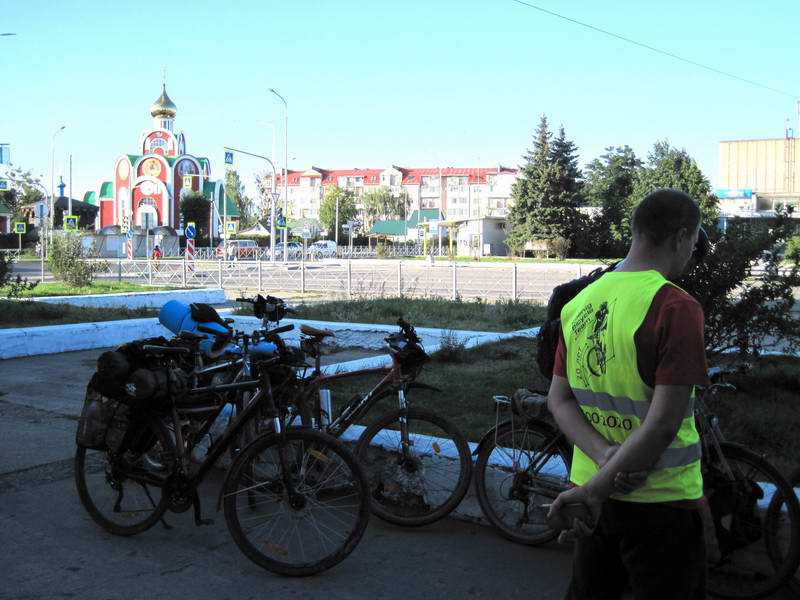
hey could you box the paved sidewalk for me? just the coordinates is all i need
[0,349,575,600]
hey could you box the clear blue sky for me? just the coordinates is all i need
[2,0,799,199]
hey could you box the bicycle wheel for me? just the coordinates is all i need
[75,417,172,537]
[766,465,800,597]
[704,443,800,599]
[474,418,572,545]
[354,406,472,527]
[223,428,370,577]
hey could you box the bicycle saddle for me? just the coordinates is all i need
[300,324,335,339]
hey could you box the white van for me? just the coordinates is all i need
[308,240,337,259]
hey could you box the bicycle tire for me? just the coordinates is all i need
[223,428,370,577]
[75,417,172,537]
[354,406,472,527]
[474,417,572,546]
[765,465,800,597]
[704,443,800,599]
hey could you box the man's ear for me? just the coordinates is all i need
[670,227,688,252]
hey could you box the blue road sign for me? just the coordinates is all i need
[185,222,196,239]
[126,229,133,241]
[224,151,234,165]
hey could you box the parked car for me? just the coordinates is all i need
[215,239,260,260]
[308,240,337,259]
[270,241,304,260]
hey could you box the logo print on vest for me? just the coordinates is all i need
[573,299,617,386]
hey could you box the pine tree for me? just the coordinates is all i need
[506,115,551,254]
[540,125,583,239]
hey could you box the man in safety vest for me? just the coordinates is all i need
[547,189,708,599]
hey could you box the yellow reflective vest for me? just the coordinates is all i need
[560,270,703,503]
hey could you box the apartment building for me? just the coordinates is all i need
[270,164,517,223]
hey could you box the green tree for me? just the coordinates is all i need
[362,187,406,230]
[1,166,46,217]
[583,146,642,256]
[632,141,720,234]
[506,115,552,254]
[224,170,253,227]
[319,185,356,242]
[506,117,584,255]
[180,191,210,242]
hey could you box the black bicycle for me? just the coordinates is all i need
[75,328,370,577]
[473,373,800,599]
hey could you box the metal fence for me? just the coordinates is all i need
[92,257,594,302]
[0,249,21,261]
[187,244,447,261]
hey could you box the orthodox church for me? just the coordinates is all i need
[84,85,237,234]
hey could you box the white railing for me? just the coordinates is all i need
[89,257,594,302]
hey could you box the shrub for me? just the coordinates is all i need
[434,330,468,363]
[547,236,571,260]
[48,234,104,287]
[679,211,800,358]
[376,242,387,259]
[0,252,38,298]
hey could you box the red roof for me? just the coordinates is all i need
[275,166,516,186]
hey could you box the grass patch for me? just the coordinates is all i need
[1,281,168,298]
[319,337,799,475]
[0,300,158,328]
[292,296,546,332]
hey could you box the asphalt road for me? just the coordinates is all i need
[0,349,574,600]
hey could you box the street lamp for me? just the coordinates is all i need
[259,122,278,262]
[269,88,288,263]
[50,125,66,242]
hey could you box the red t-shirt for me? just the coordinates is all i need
[553,283,709,508]
[553,284,709,388]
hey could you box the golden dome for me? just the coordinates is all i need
[150,84,177,118]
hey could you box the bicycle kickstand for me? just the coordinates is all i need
[192,492,214,526]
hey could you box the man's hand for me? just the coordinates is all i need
[546,485,603,543]
[598,444,650,495]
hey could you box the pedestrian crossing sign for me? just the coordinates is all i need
[224,151,234,165]
[226,220,237,235]
[14,221,25,234]
[183,175,193,188]
[64,215,78,231]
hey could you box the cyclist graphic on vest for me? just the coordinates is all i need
[586,301,610,376]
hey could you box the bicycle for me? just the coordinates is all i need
[286,317,473,527]
[472,372,800,599]
[75,327,371,577]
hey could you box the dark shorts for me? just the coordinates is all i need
[566,499,706,600]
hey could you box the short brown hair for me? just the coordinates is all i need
[631,189,701,245]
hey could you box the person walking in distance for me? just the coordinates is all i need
[547,189,708,599]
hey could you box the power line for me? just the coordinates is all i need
[510,0,797,99]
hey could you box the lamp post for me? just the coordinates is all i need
[50,125,66,242]
[269,88,288,263]
[259,122,279,262]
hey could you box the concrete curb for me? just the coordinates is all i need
[28,287,226,309]
[0,314,538,360]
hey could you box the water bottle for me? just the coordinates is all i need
[191,404,233,463]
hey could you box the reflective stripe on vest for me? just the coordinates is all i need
[561,270,703,503]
